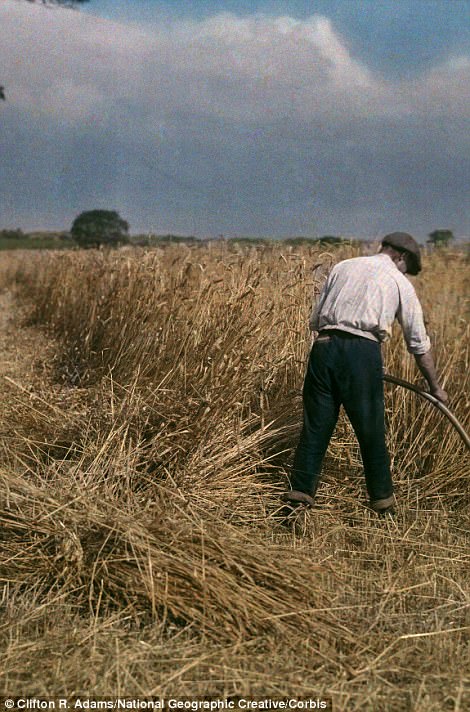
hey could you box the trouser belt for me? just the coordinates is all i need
[317,329,368,340]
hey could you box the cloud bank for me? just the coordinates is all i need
[1,0,469,237]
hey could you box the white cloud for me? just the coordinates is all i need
[0,0,469,236]
[2,1,469,124]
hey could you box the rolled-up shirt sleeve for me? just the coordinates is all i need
[396,281,431,355]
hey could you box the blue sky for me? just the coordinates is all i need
[83,0,470,78]
[1,0,469,239]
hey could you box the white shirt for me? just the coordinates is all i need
[310,253,431,355]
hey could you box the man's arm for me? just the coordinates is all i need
[395,277,448,404]
[414,350,448,404]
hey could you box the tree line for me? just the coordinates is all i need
[0,210,458,250]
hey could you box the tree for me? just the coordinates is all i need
[0,228,24,239]
[71,210,129,248]
[427,229,454,248]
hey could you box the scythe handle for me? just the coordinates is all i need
[383,373,470,451]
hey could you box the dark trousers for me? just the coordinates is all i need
[291,332,393,503]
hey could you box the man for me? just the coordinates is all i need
[283,232,448,516]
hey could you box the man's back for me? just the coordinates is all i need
[311,253,430,353]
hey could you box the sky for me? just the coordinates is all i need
[1,0,469,240]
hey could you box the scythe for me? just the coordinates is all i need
[383,373,470,451]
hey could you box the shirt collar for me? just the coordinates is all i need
[377,251,410,279]
[377,252,397,269]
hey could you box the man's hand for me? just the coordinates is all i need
[430,386,449,405]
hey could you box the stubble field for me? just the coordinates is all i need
[0,242,468,711]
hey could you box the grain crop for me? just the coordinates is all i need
[0,242,468,710]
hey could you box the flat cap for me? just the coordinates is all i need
[381,232,422,275]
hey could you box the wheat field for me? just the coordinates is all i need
[0,242,468,711]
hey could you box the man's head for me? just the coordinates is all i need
[380,232,422,275]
